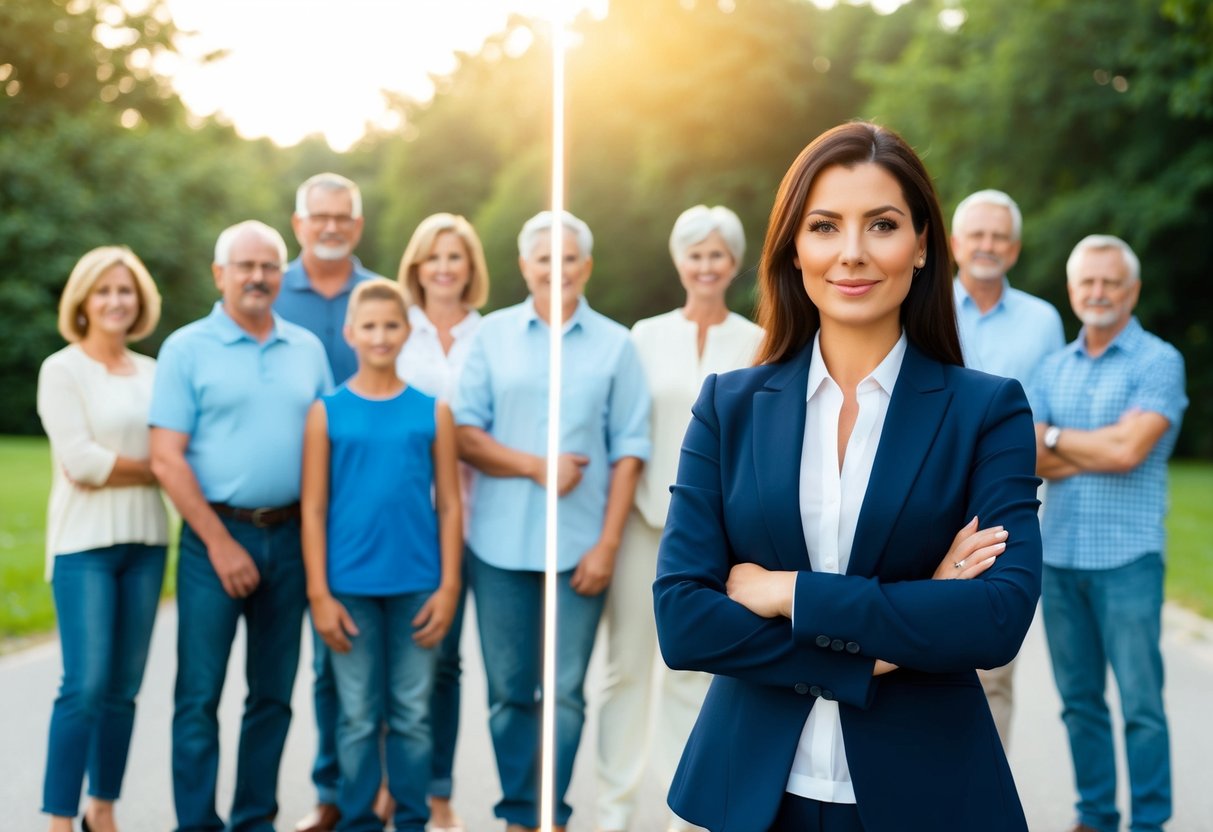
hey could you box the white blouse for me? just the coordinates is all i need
[631,309,764,529]
[787,332,906,803]
[396,305,482,400]
[37,345,169,578]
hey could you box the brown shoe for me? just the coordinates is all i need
[295,803,341,832]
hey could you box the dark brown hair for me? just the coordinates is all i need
[754,122,962,366]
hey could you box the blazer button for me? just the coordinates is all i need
[821,689,835,701]
[846,641,860,654]
[794,682,809,695]
[815,635,831,648]
[831,639,845,652]
[809,685,823,697]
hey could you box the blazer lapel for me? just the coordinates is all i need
[847,344,952,577]
[753,347,813,572]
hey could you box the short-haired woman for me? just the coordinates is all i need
[38,247,168,832]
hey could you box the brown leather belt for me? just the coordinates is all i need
[209,502,301,528]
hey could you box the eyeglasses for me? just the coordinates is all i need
[230,261,283,275]
[304,213,358,227]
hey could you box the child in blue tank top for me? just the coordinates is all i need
[301,279,462,832]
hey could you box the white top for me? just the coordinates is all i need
[37,345,169,579]
[631,309,764,529]
[787,332,906,803]
[397,305,482,400]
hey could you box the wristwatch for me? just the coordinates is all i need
[1043,425,1062,450]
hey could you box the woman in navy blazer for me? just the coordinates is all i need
[654,122,1042,832]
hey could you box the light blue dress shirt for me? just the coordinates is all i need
[953,277,1065,416]
[273,256,380,384]
[454,297,652,572]
[149,302,333,507]
[1031,317,1187,570]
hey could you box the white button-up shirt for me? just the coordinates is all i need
[397,305,482,400]
[786,331,907,803]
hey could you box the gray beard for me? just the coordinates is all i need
[312,243,352,261]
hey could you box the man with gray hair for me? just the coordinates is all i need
[276,172,381,385]
[149,220,332,831]
[950,188,1065,747]
[1032,235,1185,832]
[453,210,651,831]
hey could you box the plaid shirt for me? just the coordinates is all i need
[1031,317,1186,570]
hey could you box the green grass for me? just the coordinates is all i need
[2,437,1211,640]
[0,436,178,643]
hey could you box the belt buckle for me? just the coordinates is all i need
[250,507,272,528]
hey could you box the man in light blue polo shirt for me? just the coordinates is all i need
[1033,235,1185,832]
[274,173,380,832]
[150,220,332,832]
[454,211,650,832]
[949,188,1065,748]
[275,172,380,385]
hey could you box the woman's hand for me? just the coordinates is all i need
[933,516,1009,580]
[311,594,358,653]
[726,562,796,619]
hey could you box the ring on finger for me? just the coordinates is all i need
[953,558,968,569]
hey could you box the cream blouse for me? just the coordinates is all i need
[631,309,764,529]
[37,345,168,578]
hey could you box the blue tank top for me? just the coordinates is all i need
[323,384,440,596]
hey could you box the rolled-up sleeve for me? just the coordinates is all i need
[605,338,651,463]
[452,330,493,430]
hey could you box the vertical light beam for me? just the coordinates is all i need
[540,5,567,832]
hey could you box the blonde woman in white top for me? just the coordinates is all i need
[396,213,490,832]
[37,247,168,832]
[596,206,764,832]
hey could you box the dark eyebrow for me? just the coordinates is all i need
[805,205,906,219]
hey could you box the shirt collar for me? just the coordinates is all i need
[409,305,482,338]
[953,276,1010,312]
[284,255,369,295]
[521,295,588,334]
[207,301,290,346]
[806,330,908,401]
[1074,315,1144,358]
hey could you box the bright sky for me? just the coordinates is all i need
[156,0,605,151]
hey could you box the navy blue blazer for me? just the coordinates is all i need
[654,341,1042,832]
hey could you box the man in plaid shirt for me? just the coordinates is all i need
[1031,235,1187,832]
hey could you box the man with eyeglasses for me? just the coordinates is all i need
[149,220,332,832]
[276,172,382,386]
[277,173,384,832]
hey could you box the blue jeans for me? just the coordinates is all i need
[1042,552,1171,832]
[468,551,605,827]
[309,621,341,805]
[42,543,166,817]
[172,518,307,832]
[429,554,469,799]
[330,592,438,832]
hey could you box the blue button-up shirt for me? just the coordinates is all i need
[454,297,652,572]
[953,277,1065,417]
[274,256,380,383]
[1030,317,1187,570]
[149,302,333,507]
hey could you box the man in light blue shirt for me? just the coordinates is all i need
[454,211,650,831]
[273,173,381,832]
[1032,235,1185,832]
[150,220,331,832]
[949,189,1065,747]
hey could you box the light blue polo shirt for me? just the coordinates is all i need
[953,277,1065,416]
[454,297,652,572]
[274,256,380,384]
[150,302,333,507]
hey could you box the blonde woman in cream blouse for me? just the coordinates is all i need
[37,247,168,832]
[396,213,490,832]
[596,205,763,832]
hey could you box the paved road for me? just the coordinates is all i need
[3,601,1211,831]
